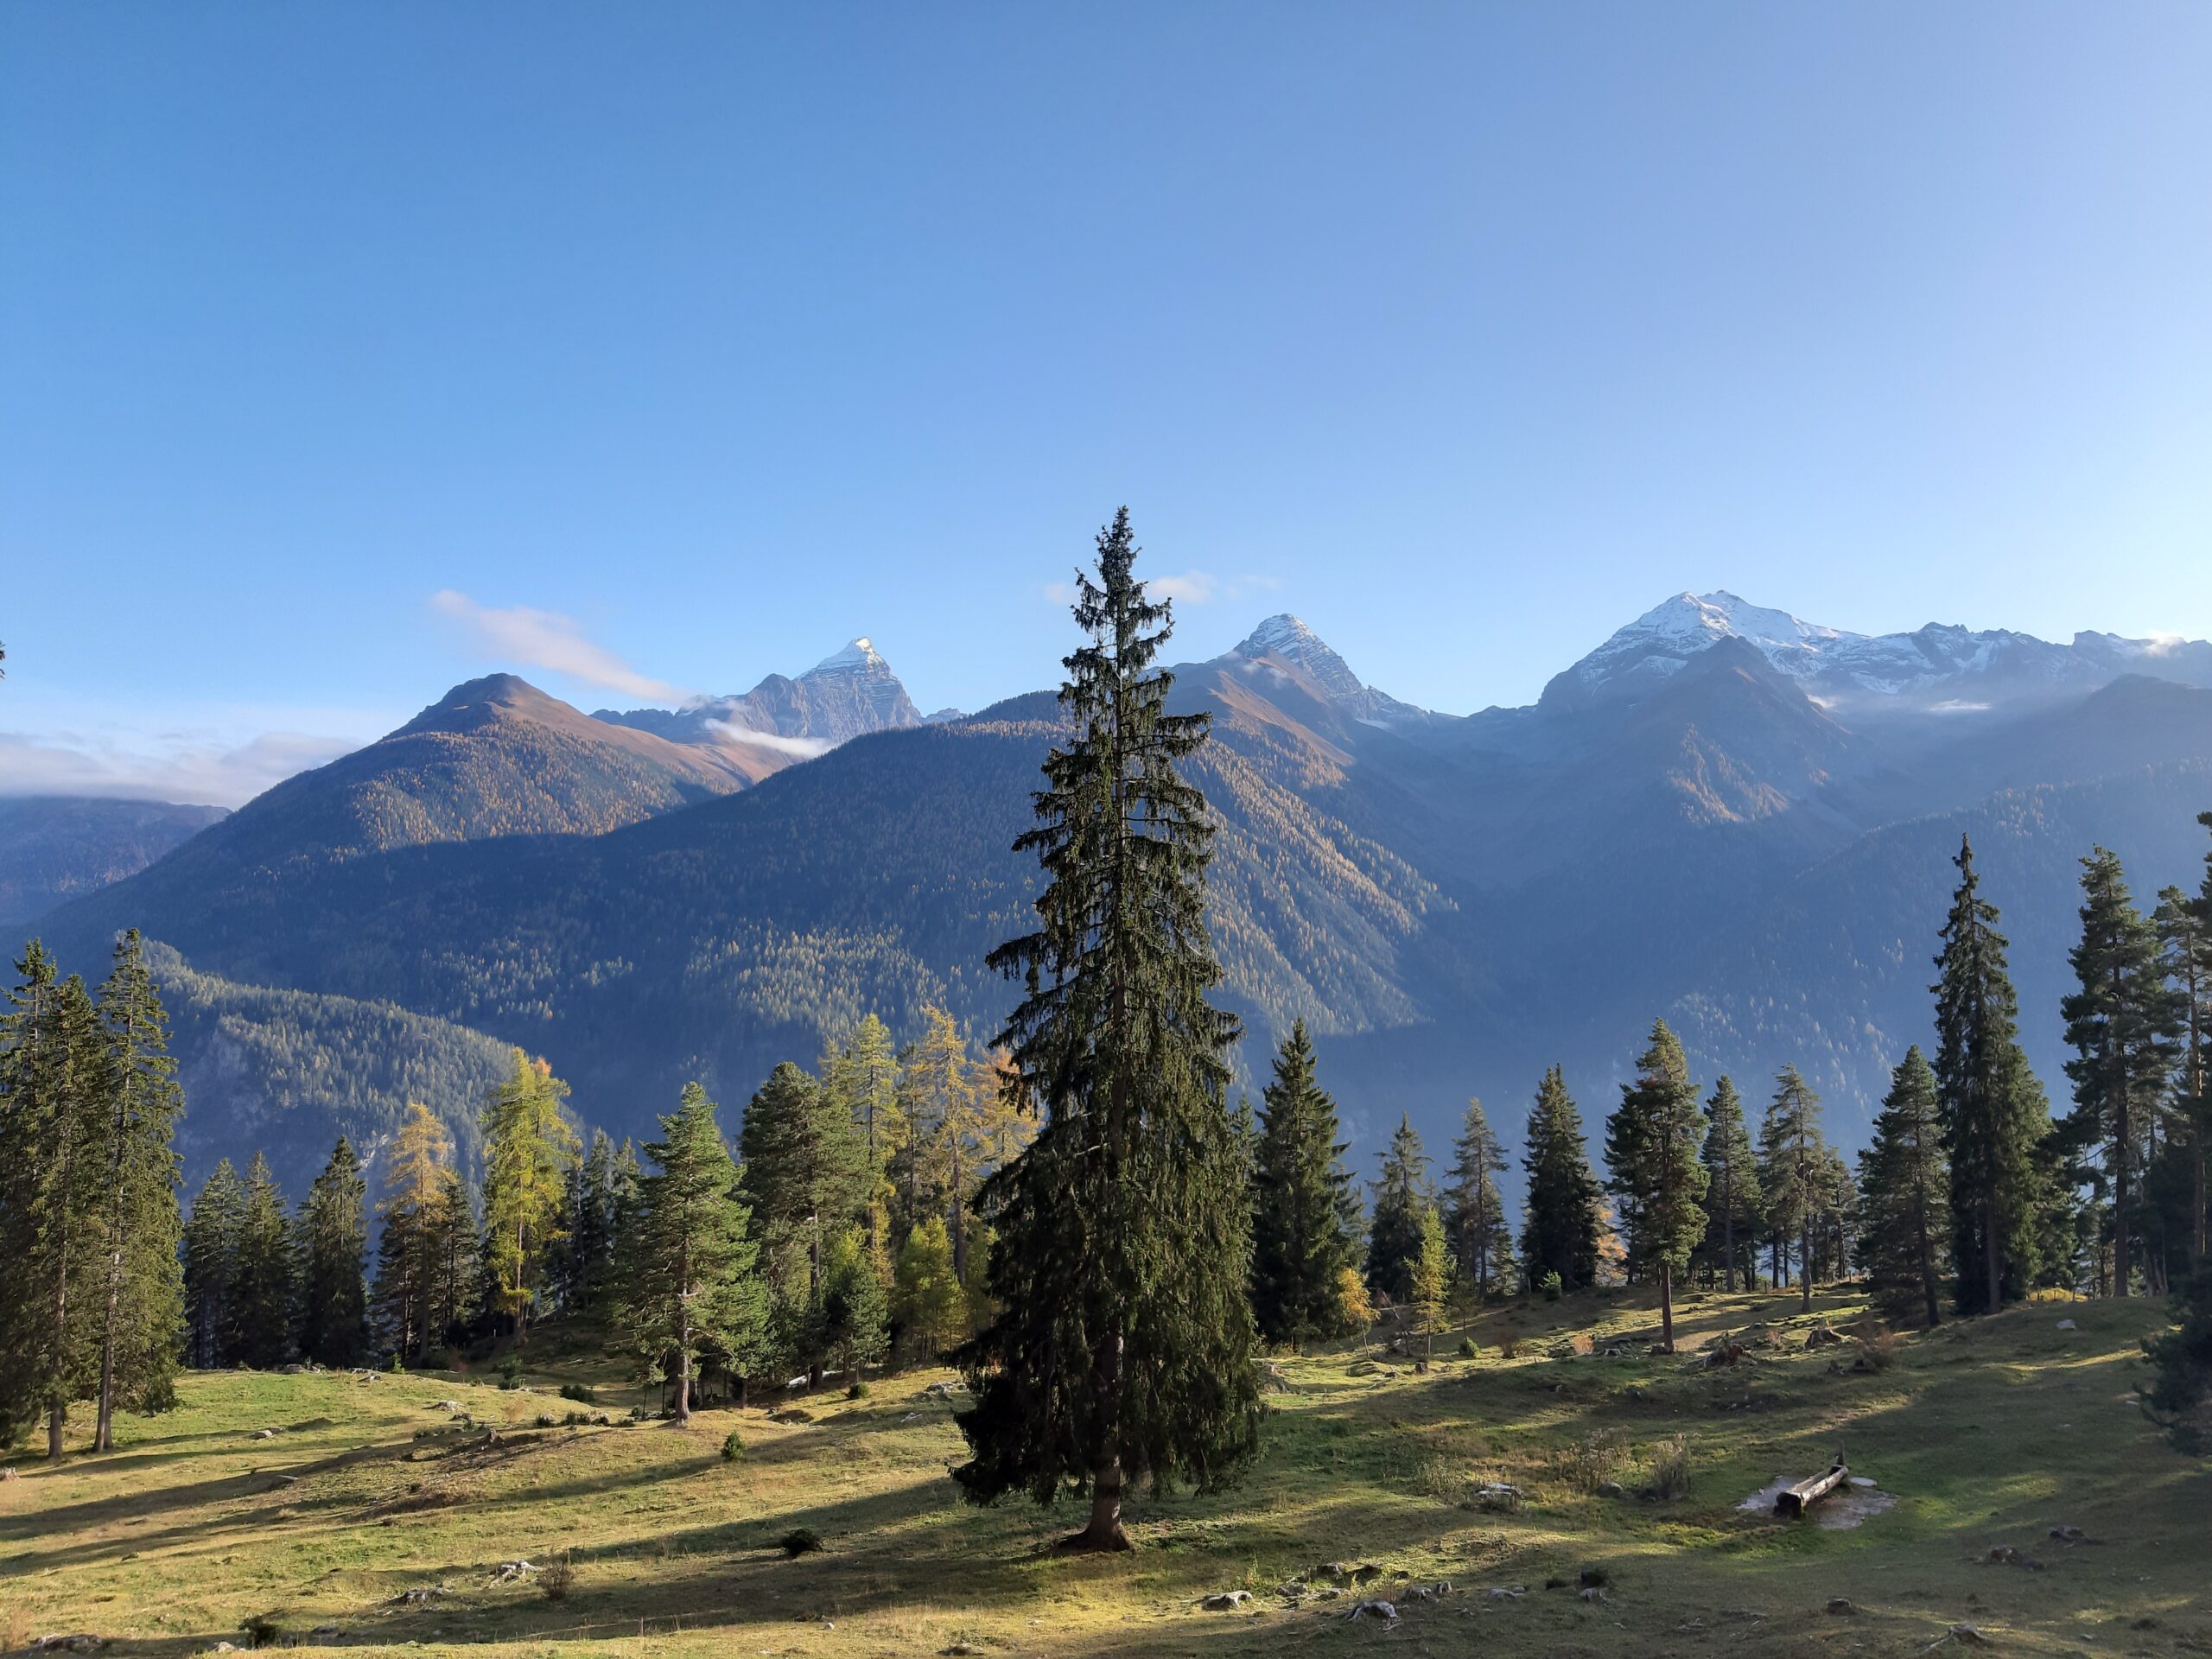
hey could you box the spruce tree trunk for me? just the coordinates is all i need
[1917,1194,1941,1329]
[2113,1092,2132,1298]
[1066,1452,1132,1552]
[48,1401,65,1460]
[1657,1261,1675,1353]
[1984,1192,2001,1314]
[1800,1213,1813,1313]
[1722,1179,1736,1294]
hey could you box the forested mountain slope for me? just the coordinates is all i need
[0,796,227,927]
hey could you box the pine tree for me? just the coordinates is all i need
[426,1166,480,1351]
[1444,1096,1514,1301]
[1366,1115,1435,1306]
[825,1014,905,1276]
[1697,1077,1761,1291]
[814,1224,889,1380]
[86,931,186,1449]
[1605,1020,1708,1351]
[183,1160,246,1368]
[0,947,105,1456]
[372,1103,455,1362]
[613,1082,767,1421]
[1408,1204,1452,1357]
[480,1050,581,1344]
[1758,1065,1828,1309]
[740,1061,870,1312]
[556,1128,628,1319]
[2062,848,2180,1297]
[2158,824,2212,1273]
[1932,836,2053,1314]
[956,509,1261,1552]
[1859,1046,1949,1325]
[1520,1065,1603,1294]
[232,1154,296,1370]
[296,1139,370,1367]
[893,1214,968,1361]
[1249,1021,1363,1347]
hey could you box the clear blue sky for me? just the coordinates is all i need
[4,3,2209,803]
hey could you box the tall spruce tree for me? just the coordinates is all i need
[1698,1077,1761,1291]
[2061,848,2179,1297]
[232,1154,296,1369]
[1366,1116,1435,1305]
[183,1159,246,1368]
[815,1224,889,1380]
[557,1128,629,1319]
[740,1060,870,1317]
[88,932,185,1448]
[0,947,105,1456]
[1605,1020,1708,1351]
[480,1051,580,1344]
[613,1083,766,1422]
[426,1166,481,1351]
[1444,1096,1515,1300]
[1521,1065,1603,1293]
[2158,835,2211,1271]
[955,509,1260,1552]
[296,1139,370,1367]
[1249,1021,1363,1347]
[1860,1046,1950,1326]
[1932,836,2053,1313]
[1758,1065,1828,1309]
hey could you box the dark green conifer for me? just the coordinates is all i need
[1860,1046,1949,1326]
[2061,848,2179,1297]
[1604,1020,1707,1351]
[0,946,105,1456]
[1931,836,2053,1313]
[1365,1115,1435,1305]
[183,1160,246,1368]
[231,1153,296,1369]
[740,1061,869,1318]
[1444,1097,1514,1300]
[1758,1065,1828,1308]
[1249,1021,1363,1347]
[296,1139,370,1366]
[955,509,1259,1552]
[613,1083,767,1421]
[1697,1077,1760,1290]
[1519,1065,1602,1293]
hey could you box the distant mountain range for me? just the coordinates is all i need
[24,597,2212,1194]
[0,797,229,930]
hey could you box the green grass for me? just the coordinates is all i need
[2,1287,2203,1658]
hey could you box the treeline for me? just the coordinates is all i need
[1245,817,2212,1359]
[169,1006,1031,1421]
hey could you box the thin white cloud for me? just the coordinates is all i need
[429,590,690,702]
[702,717,830,760]
[0,726,365,808]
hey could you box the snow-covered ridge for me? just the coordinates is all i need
[1228,614,1440,729]
[1548,591,2212,713]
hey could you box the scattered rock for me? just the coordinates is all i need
[205,1644,238,1654]
[490,1560,536,1584]
[2056,1319,2076,1331]
[1314,1587,1343,1600]
[942,1646,982,1656]
[250,1429,276,1440]
[1827,1599,1859,1616]
[1402,1580,1452,1602]
[2048,1524,2097,1545]
[1351,1563,1385,1584]
[31,1638,105,1653]
[1596,1480,1624,1498]
[1703,1343,1748,1370]
[1470,1481,1522,1513]
[1979,1545,2042,1570]
[1486,1585,1526,1601]
[428,1400,463,1413]
[389,1585,446,1605]
[1198,1591,1251,1611]
[1580,1587,1608,1604]
[1276,1580,1309,1598]
[1346,1599,1396,1621]
[1803,1325,1847,1350]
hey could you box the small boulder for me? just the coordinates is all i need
[1827,1599,1858,1616]
[1346,1600,1396,1622]
[1579,1587,1608,1604]
[1803,1325,1846,1350]
[2056,1319,2077,1331]
[1486,1586,1526,1601]
[1198,1592,1250,1611]
[1596,1480,1624,1498]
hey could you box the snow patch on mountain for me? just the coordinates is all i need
[1229,614,1440,729]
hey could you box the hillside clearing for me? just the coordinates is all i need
[3,1290,2202,1659]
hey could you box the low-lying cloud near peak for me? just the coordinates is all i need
[429,590,690,703]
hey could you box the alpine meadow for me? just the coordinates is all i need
[7,8,2212,1657]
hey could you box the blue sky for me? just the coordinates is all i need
[4,3,2209,804]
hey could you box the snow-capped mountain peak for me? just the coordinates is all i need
[809,637,886,676]
[1228,613,1440,731]
[1546,591,2212,715]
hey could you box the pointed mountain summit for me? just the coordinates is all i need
[1544,590,2212,715]
[1227,613,1439,730]
[596,635,923,750]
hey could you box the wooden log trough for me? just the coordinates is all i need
[1776,1459,1849,1517]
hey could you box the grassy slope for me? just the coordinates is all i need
[3,1288,2204,1659]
